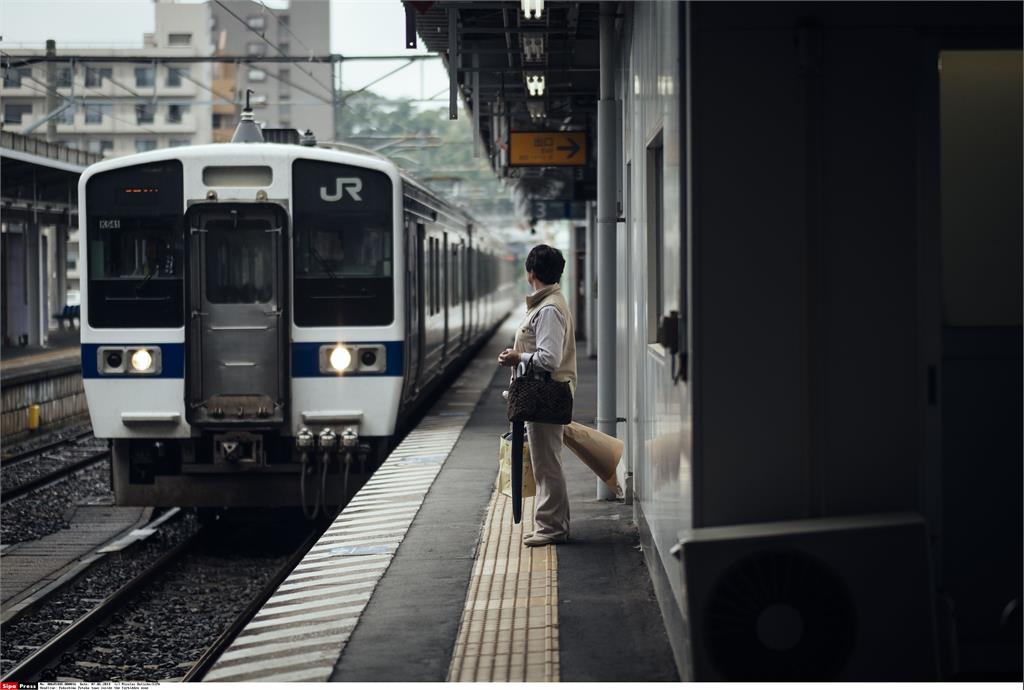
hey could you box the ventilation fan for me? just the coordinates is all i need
[681,513,939,681]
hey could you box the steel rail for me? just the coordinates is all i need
[0,531,201,683]
[0,449,111,505]
[1,429,94,465]
[180,525,324,682]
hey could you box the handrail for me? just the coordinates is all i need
[0,130,102,167]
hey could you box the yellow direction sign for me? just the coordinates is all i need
[510,132,587,166]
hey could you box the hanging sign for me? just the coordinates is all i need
[510,132,587,166]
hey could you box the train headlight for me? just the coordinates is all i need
[329,346,352,372]
[127,347,162,375]
[131,349,153,371]
[319,344,354,374]
[317,343,385,374]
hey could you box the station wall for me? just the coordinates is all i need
[615,0,1022,678]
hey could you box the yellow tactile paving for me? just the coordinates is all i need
[448,492,560,683]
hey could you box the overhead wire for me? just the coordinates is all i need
[213,0,334,99]
[12,76,161,136]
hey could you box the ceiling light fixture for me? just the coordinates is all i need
[523,35,544,62]
[521,0,544,20]
[526,75,545,97]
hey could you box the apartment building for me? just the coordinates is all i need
[1,1,214,158]
[209,0,332,142]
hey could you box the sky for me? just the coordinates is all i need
[0,0,451,103]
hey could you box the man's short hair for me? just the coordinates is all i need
[525,244,566,285]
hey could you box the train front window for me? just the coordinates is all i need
[86,161,184,328]
[292,159,394,326]
[204,218,275,304]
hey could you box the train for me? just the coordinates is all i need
[79,115,515,513]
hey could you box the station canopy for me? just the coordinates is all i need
[404,1,600,207]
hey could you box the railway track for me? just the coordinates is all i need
[1,427,95,466]
[1,523,198,682]
[1,514,320,683]
[0,446,110,505]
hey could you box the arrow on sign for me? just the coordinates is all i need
[556,137,581,159]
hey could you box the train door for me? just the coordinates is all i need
[186,204,287,425]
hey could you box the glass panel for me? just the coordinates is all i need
[167,66,187,87]
[292,159,394,326]
[135,67,155,87]
[85,161,184,328]
[205,219,274,304]
[940,50,1023,327]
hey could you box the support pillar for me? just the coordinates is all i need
[25,222,44,347]
[585,201,597,358]
[595,3,618,500]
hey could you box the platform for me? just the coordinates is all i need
[1,329,81,387]
[204,321,678,683]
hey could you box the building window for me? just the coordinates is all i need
[166,66,188,87]
[3,103,32,124]
[4,66,30,88]
[84,67,112,87]
[56,66,73,88]
[247,15,266,30]
[247,42,265,57]
[55,106,75,124]
[168,33,192,46]
[278,14,289,27]
[279,42,290,55]
[135,67,155,87]
[167,104,190,123]
[135,138,158,152]
[84,103,111,124]
[169,138,191,148]
[136,103,155,124]
[646,132,664,343]
[212,113,228,130]
[248,68,267,82]
[86,139,114,155]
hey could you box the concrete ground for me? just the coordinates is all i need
[330,333,679,682]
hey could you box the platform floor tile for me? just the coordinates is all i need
[448,492,560,683]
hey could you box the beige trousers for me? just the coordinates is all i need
[526,421,569,538]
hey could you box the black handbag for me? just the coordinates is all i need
[507,358,573,425]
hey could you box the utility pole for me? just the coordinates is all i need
[45,39,57,142]
[332,55,343,142]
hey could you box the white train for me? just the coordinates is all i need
[79,125,514,511]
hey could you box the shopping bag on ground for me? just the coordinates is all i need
[563,421,624,497]
[497,428,536,500]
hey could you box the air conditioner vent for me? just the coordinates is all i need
[704,549,857,680]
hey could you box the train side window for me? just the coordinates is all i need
[452,245,459,306]
[431,237,439,314]
[426,237,433,315]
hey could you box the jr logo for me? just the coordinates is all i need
[320,177,363,202]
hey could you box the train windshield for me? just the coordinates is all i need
[292,159,394,326]
[85,161,184,328]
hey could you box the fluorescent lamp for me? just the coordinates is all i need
[526,75,545,97]
[521,0,544,20]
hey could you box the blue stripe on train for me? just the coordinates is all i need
[81,341,404,379]
[291,341,404,378]
[81,343,186,379]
